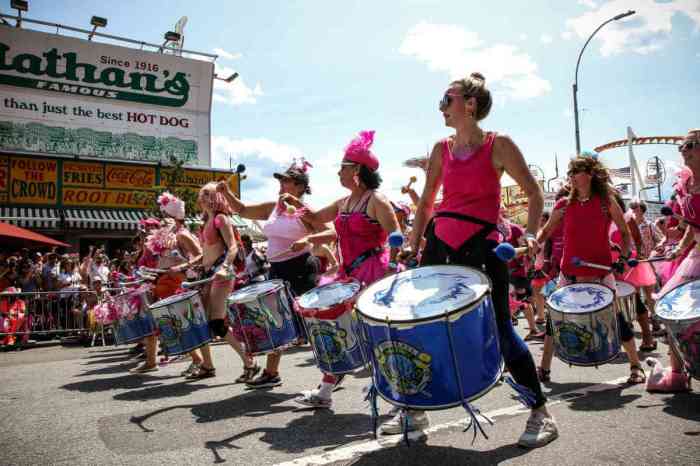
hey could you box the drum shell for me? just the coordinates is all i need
[227,280,298,355]
[112,290,155,345]
[150,292,211,356]
[547,303,621,366]
[657,315,700,380]
[357,296,502,410]
[302,309,366,375]
[614,292,637,326]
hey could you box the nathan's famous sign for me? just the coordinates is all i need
[0,26,214,166]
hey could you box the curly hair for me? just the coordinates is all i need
[450,72,492,121]
[566,156,612,202]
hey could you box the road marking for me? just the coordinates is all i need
[274,376,629,466]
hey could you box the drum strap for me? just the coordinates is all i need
[344,246,383,276]
[431,211,497,258]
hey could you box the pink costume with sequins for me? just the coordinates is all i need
[656,170,700,297]
[332,190,389,286]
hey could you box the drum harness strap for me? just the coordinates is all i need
[431,211,496,261]
[344,247,383,276]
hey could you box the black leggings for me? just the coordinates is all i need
[421,225,546,408]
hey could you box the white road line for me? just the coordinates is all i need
[274,376,629,466]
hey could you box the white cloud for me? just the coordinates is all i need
[211,136,304,202]
[213,48,243,61]
[540,33,553,44]
[578,0,597,9]
[565,0,700,57]
[399,22,551,100]
[212,63,263,106]
[519,33,528,41]
[561,31,574,40]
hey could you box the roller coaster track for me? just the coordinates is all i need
[594,136,684,153]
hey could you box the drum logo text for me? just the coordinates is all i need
[374,341,432,396]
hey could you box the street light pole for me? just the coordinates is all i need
[573,9,635,155]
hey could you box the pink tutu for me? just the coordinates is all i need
[654,248,700,299]
[622,262,657,287]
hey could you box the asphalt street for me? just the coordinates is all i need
[0,321,698,466]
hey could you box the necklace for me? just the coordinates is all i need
[451,131,484,160]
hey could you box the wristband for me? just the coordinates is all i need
[524,233,536,242]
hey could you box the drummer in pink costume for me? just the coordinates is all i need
[283,130,400,409]
[649,129,700,392]
[538,156,645,385]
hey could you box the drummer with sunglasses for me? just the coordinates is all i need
[408,73,556,448]
[647,129,700,392]
[537,156,646,386]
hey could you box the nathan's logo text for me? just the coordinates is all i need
[0,43,190,107]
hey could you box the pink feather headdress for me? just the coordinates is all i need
[343,130,379,171]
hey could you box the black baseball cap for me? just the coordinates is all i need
[273,167,311,194]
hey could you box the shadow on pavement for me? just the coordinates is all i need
[205,411,378,462]
[77,363,139,377]
[129,390,298,434]
[115,379,236,402]
[566,386,641,412]
[60,373,178,393]
[342,443,531,466]
[81,354,135,365]
[637,391,700,423]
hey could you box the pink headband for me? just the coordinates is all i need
[343,130,379,171]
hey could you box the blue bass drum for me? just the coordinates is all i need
[149,290,211,356]
[355,265,501,410]
[655,279,700,380]
[227,280,298,355]
[547,283,619,366]
[297,280,365,375]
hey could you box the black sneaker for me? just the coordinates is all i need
[246,370,282,389]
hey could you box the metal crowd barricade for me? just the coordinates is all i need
[0,289,107,349]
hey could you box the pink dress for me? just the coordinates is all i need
[325,190,389,287]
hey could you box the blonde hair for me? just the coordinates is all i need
[451,72,492,121]
[197,182,232,219]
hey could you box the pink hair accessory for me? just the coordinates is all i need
[343,130,379,171]
[157,192,185,220]
[293,157,313,173]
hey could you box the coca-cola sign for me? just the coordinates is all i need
[105,165,155,189]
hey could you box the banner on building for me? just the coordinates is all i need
[0,154,238,209]
[0,27,213,165]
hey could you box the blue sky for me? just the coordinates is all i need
[14,0,700,207]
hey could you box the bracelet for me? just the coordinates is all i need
[524,233,536,242]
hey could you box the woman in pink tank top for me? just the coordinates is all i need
[285,130,400,410]
[218,161,331,389]
[409,73,556,447]
[647,129,700,392]
[538,156,647,386]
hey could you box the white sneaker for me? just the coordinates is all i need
[517,412,558,448]
[379,409,429,435]
[295,389,332,408]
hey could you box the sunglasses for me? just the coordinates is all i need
[679,141,700,152]
[439,92,469,111]
[567,169,589,177]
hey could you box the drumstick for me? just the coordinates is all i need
[660,206,700,230]
[401,176,417,194]
[626,256,672,267]
[571,257,615,271]
[140,267,168,275]
[120,279,146,287]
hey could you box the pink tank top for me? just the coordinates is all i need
[334,191,389,286]
[262,204,311,262]
[435,132,500,250]
[557,196,612,277]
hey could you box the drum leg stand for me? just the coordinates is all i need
[444,314,492,444]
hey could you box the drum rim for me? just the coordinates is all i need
[546,282,615,313]
[615,281,636,297]
[356,294,491,326]
[227,279,286,303]
[654,278,700,321]
[355,264,492,324]
[297,279,362,314]
[148,289,199,309]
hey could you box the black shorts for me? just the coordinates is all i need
[269,252,319,297]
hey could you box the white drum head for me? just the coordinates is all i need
[548,283,614,313]
[149,290,198,309]
[298,281,361,310]
[656,279,700,321]
[356,265,490,322]
[228,280,284,303]
[615,281,635,298]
